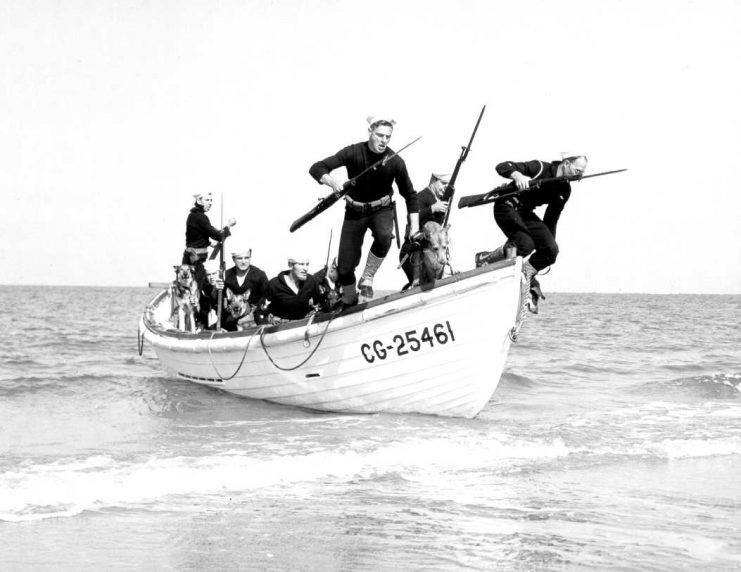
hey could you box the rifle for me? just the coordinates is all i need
[323,229,333,273]
[457,168,628,209]
[290,136,422,233]
[441,105,486,226]
[208,218,229,261]
[216,194,225,329]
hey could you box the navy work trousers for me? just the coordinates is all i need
[337,206,394,286]
[493,202,559,271]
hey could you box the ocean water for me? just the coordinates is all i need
[0,285,739,571]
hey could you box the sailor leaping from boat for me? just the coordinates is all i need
[309,116,420,307]
[488,153,588,313]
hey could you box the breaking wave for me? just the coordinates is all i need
[631,372,741,399]
[0,435,573,522]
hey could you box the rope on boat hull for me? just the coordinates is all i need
[509,266,532,343]
[207,326,264,381]
[259,311,337,372]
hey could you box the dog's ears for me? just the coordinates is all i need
[173,265,181,272]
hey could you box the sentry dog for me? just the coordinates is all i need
[225,288,254,330]
[170,264,201,332]
[416,221,451,287]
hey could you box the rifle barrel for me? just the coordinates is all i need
[457,168,628,209]
[441,105,486,227]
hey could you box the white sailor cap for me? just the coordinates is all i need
[193,192,213,204]
[287,255,310,266]
[231,247,252,258]
[203,259,220,274]
[367,115,397,129]
[560,151,587,160]
[431,172,451,184]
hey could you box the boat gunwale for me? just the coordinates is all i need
[142,257,518,340]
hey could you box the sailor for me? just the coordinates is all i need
[199,258,225,330]
[399,172,450,286]
[224,247,268,311]
[256,253,324,324]
[182,192,237,286]
[417,172,451,226]
[491,152,588,312]
[309,115,420,306]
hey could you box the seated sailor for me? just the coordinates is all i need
[222,247,268,330]
[256,253,323,324]
[198,259,226,330]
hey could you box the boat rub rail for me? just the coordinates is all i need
[144,258,517,340]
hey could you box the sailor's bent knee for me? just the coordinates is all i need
[371,234,393,257]
[542,242,559,265]
[514,234,536,256]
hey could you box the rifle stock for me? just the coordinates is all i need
[457,168,628,209]
[290,188,345,233]
[290,136,422,233]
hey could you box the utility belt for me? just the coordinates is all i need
[183,246,209,263]
[344,194,392,214]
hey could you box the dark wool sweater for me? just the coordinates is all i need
[224,265,268,307]
[185,204,231,248]
[417,187,445,226]
[495,160,571,235]
[309,141,419,213]
[262,271,323,321]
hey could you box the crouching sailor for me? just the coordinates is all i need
[256,254,324,325]
[491,152,588,313]
[399,171,450,287]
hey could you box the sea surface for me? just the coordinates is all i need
[0,285,739,571]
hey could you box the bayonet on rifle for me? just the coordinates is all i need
[441,105,486,226]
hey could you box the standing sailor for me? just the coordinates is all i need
[491,153,588,312]
[182,192,237,285]
[309,116,420,306]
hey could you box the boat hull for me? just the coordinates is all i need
[140,258,523,418]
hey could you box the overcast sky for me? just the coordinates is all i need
[1,0,739,294]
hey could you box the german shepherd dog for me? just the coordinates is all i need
[170,264,201,332]
[410,221,451,288]
[225,288,254,330]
